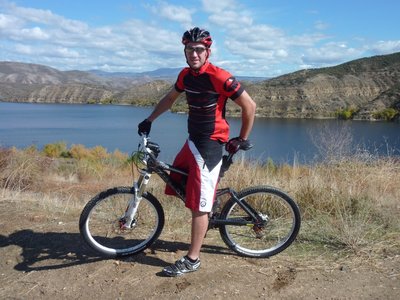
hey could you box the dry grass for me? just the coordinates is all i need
[1,143,399,261]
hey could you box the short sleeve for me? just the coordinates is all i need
[174,68,188,93]
[222,76,244,100]
[210,66,244,100]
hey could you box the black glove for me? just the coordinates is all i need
[225,137,252,154]
[137,119,152,136]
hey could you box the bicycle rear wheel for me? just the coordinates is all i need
[79,187,164,257]
[219,186,300,258]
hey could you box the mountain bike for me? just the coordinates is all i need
[79,136,301,258]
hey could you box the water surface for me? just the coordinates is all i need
[0,102,399,164]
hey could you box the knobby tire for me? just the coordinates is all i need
[79,187,164,258]
[219,186,301,258]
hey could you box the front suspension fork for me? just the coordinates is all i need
[120,171,151,229]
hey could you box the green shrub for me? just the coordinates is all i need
[69,144,93,160]
[335,107,357,120]
[100,98,114,104]
[372,108,399,121]
[87,99,98,104]
[90,145,108,160]
[42,142,68,158]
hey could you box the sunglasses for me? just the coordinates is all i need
[184,46,207,54]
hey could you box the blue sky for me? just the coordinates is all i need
[1,0,399,77]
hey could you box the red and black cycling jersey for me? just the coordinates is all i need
[174,61,244,143]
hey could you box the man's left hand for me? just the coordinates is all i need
[225,137,252,154]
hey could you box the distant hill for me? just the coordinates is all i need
[88,68,267,82]
[1,53,399,120]
[0,61,172,105]
[244,52,400,120]
[87,68,182,80]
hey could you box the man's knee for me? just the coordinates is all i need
[191,210,209,218]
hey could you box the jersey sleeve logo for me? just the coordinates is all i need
[223,76,240,93]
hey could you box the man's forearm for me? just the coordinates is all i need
[236,91,256,140]
[147,88,180,122]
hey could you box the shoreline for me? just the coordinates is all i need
[1,100,396,122]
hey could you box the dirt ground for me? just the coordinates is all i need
[0,193,399,300]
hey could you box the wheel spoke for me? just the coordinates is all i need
[79,188,164,257]
[219,187,300,257]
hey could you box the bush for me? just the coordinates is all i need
[42,142,68,158]
[0,147,50,191]
[308,122,354,162]
[372,108,399,121]
[2,142,399,258]
[69,144,93,160]
[335,107,358,120]
[87,99,98,104]
[91,146,108,160]
[100,98,114,104]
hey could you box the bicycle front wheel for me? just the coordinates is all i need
[79,187,164,258]
[219,186,300,258]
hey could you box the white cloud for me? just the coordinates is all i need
[14,44,79,58]
[314,20,329,31]
[199,0,397,75]
[14,44,33,54]
[0,1,185,72]
[222,22,326,71]
[0,0,398,77]
[0,3,88,44]
[369,40,400,55]
[301,42,363,66]
[202,1,330,75]
[52,47,80,58]
[20,26,49,40]
[202,0,235,13]
[9,3,88,33]
[0,13,22,29]
[158,2,192,24]
[208,10,253,28]
[146,1,193,28]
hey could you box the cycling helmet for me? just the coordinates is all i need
[182,27,212,48]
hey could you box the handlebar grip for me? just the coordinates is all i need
[241,142,253,151]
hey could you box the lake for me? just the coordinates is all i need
[0,102,399,164]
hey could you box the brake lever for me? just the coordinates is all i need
[241,143,253,151]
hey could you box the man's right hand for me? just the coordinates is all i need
[138,119,152,136]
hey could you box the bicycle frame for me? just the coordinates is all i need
[211,188,265,226]
[124,136,265,229]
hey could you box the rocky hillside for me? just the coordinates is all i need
[244,52,400,120]
[1,52,400,120]
[0,61,171,105]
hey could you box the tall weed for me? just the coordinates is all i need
[1,142,398,257]
[0,147,49,191]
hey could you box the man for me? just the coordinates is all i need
[138,27,256,277]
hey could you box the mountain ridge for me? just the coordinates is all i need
[1,52,399,121]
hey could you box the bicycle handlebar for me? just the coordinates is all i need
[139,135,251,157]
[138,135,252,175]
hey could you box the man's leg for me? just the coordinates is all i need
[187,210,209,260]
[161,210,208,277]
[162,139,221,276]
